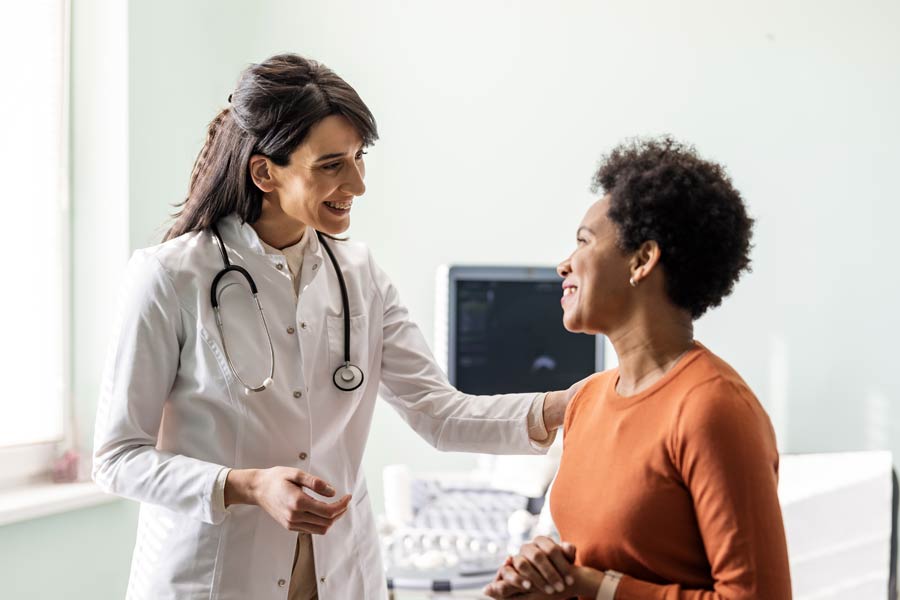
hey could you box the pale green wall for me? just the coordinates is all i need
[0,501,138,600]
[127,0,276,249]
[4,2,900,599]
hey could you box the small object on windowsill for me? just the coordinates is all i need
[51,450,80,484]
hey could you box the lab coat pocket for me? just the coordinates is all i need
[130,504,224,599]
[326,314,370,395]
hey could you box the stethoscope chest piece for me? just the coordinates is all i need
[210,224,367,395]
[333,362,364,391]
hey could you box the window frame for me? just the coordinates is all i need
[0,0,73,490]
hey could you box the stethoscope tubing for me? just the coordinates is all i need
[209,224,364,394]
[317,231,365,392]
[317,231,351,364]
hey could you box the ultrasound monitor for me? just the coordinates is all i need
[434,266,603,395]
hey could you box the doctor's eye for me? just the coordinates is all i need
[576,237,587,246]
[355,150,367,160]
[322,161,342,172]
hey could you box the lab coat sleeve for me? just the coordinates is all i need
[370,252,545,455]
[92,250,229,525]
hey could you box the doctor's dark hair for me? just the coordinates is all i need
[592,136,754,319]
[164,54,378,241]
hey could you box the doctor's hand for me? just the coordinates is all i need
[226,467,352,534]
[482,537,578,598]
[544,375,592,431]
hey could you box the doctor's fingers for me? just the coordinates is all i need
[285,513,345,535]
[294,493,352,519]
[285,469,337,498]
[287,508,348,531]
[287,521,329,535]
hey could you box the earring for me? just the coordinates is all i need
[629,276,638,287]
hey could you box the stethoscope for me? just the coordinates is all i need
[209,224,365,394]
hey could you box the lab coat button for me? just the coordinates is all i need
[293,391,302,398]
[299,452,308,460]
[276,263,284,270]
[300,322,308,330]
[320,577,326,583]
[287,326,295,334]
[277,579,286,587]
[312,263,318,270]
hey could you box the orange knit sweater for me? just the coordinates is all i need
[550,343,792,599]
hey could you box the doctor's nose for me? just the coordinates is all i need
[557,257,572,278]
[341,162,366,197]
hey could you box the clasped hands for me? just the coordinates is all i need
[483,536,597,599]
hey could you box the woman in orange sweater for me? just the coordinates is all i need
[484,137,791,600]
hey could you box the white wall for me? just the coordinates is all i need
[126,0,900,515]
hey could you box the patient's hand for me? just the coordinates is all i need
[482,584,573,600]
[482,536,578,598]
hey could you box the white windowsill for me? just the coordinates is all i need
[0,480,118,527]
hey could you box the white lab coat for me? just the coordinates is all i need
[92,215,543,600]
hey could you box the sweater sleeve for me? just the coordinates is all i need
[614,378,792,600]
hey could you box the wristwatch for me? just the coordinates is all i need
[595,570,623,600]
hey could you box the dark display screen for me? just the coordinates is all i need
[454,279,596,395]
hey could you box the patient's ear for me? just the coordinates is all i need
[629,240,661,284]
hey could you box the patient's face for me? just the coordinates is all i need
[557,197,632,334]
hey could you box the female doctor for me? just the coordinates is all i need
[92,54,578,600]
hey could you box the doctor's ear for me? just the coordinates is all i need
[248,155,277,193]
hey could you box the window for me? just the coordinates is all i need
[0,0,70,486]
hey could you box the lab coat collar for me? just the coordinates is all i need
[218,213,322,261]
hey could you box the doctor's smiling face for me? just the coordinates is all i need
[557,196,634,335]
[164,55,378,244]
[249,114,367,238]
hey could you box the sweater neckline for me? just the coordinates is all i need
[606,341,706,409]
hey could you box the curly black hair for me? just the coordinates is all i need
[592,136,754,319]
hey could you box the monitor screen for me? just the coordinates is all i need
[445,266,602,395]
